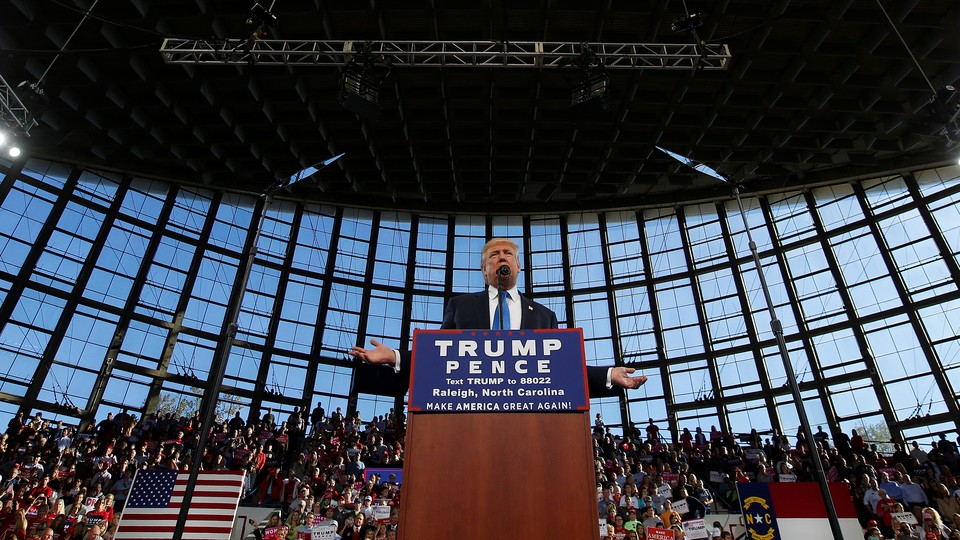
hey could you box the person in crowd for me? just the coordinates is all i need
[638,505,660,532]
[676,486,707,520]
[917,508,950,539]
[598,485,616,518]
[903,477,930,510]
[247,513,282,540]
[349,238,648,398]
[82,522,105,540]
[876,494,901,537]
[659,499,680,528]
[893,519,921,539]
[881,472,905,504]
[931,484,959,519]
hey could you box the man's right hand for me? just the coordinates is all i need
[348,338,397,366]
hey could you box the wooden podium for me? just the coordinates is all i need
[398,330,600,540]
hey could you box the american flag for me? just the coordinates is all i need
[113,469,244,540]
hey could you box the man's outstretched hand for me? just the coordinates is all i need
[348,338,397,366]
[612,367,648,390]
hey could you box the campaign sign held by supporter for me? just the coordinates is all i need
[682,518,708,539]
[263,525,288,540]
[737,483,783,540]
[891,512,918,525]
[647,526,675,540]
[313,522,337,540]
[671,499,689,515]
[373,505,391,524]
[409,329,589,412]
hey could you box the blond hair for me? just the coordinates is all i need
[479,238,520,268]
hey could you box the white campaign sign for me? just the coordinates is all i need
[683,518,708,539]
[891,512,918,525]
[312,522,337,540]
[671,499,689,515]
[373,505,391,522]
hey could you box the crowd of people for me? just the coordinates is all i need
[590,416,960,540]
[1,404,959,540]
[0,405,405,540]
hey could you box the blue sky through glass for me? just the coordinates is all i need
[0,158,958,443]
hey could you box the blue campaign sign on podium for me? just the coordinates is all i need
[408,328,590,412]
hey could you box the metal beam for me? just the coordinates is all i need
[160,39,731,70]
[0,71,38,133]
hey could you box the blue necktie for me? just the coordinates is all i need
[492,291,511,330]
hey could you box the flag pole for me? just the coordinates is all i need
[172,154,344,539]
[110,467,141,539]
[655,146,844,540]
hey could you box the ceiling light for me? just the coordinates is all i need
[560,45,612,122]
[338,44,391,122]
[246,3,277,27]
[671,13,703,33]
[0,129,23,158]
[569,71,611,120]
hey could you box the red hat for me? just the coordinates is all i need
[866,520,877,527]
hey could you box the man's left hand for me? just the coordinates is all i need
[611,367,648,390]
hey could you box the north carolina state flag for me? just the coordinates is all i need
[737,482,860,540]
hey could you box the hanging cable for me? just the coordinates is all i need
[873,0,938,96]
[37,0,100,87]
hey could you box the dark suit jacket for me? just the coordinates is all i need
[356,290,620,398]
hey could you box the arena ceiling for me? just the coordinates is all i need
[1,0,958,213]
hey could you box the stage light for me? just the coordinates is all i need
[569,71,611,120]
[338,44,391,122]
[671,13,703,33]
[0,128,23,158]
[339,66,382,121]
[246,2,277,27]
[560,45,611,122]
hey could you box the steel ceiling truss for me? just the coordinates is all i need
[0,72,35,133]
[160,39,731,70]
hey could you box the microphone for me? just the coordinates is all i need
[496,265,511,277]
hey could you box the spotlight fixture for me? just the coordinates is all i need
[16,80,47,127]
[0,129,22,159]
[927,84,959,141]
[246,2,278,28]
[671,13,703,33]
[570,71,611,118]
[560,45,611,122]
[338,43,391,122]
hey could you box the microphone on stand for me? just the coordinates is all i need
[496,265,511,329]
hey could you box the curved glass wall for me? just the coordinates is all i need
[0,158,958,445]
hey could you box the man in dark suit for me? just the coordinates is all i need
[350,238,647,397]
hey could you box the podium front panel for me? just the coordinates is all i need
[399,412,599,540]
